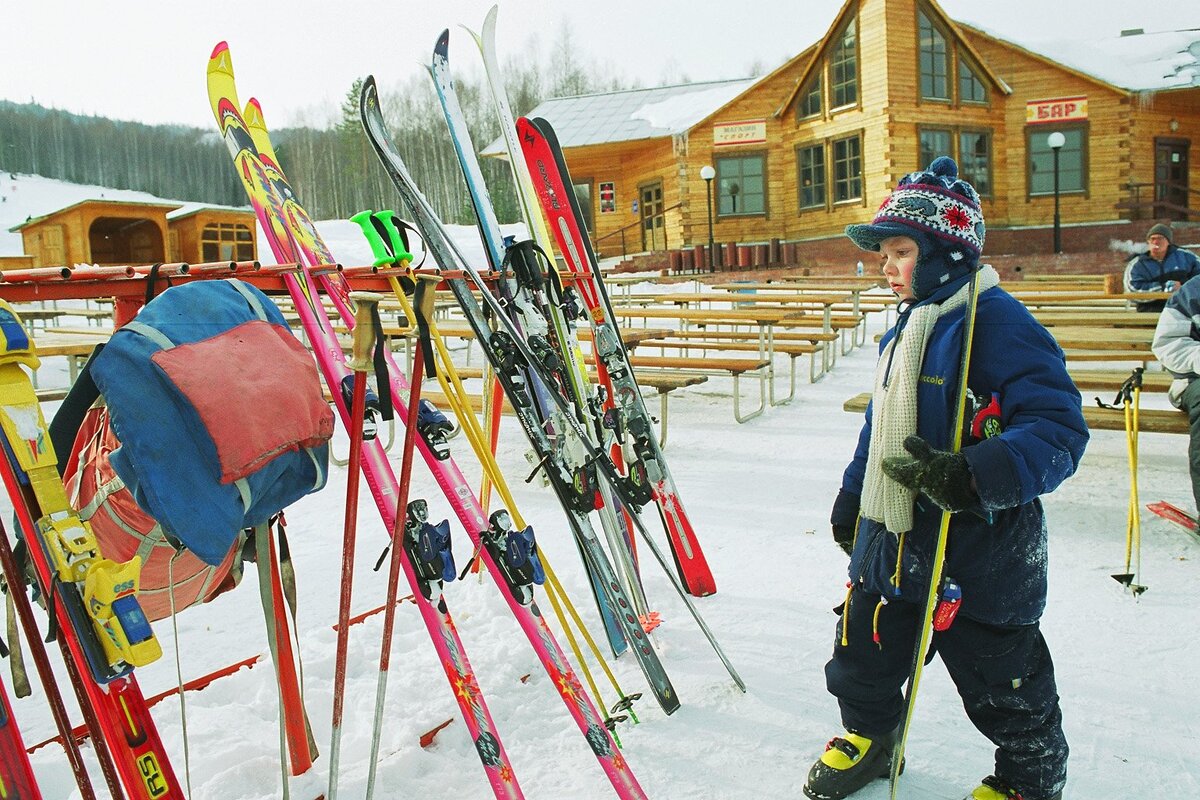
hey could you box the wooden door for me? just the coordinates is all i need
[1155,138,1190,220]
[639,181,665,252]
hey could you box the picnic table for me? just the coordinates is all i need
[613,306,820,418]
[27,330,110,395]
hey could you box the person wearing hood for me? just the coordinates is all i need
[1123,222,1200,313]
[804,157,1089,800]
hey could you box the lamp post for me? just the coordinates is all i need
[700,165,716,271]
[1048,131,1065,254]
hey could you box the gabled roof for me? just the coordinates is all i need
[481,78,756,155]
[167,204,257,222]
[958,22,1200,93]
[10,198,181,232]
[778,0,1011,117]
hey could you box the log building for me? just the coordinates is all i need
[494,0,1199,270]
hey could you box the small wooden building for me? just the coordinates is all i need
[9,199,258,268]
[497,0,1200,262]
[12,199,176,268]
[167,207,258,264]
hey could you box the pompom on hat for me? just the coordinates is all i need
[846,156,986,300]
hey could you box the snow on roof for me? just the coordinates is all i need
[482,78,757,155]
[0,173,251,252]
[961,22,1200,91]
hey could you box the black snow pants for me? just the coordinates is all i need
[823,590,1068,800]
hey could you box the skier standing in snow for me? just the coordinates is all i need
[805,157,1088,800]
[1150,272,1200,516]
[1123,222,1200,313]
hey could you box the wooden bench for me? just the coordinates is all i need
[634,337,821,405]
[841,391,1187,434]
[426,365,706,448]
[665,327,839,378]
[613,354,770,423]
[1069,368,1172,395]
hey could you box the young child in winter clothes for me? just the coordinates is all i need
[804,157,1089,800]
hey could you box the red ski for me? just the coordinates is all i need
[1146,501,1200,540]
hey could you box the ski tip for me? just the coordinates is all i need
[210,41,229,59]
[246,97,263,116]
[435,28,450,56]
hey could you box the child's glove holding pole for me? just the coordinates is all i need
[882,435,976,513]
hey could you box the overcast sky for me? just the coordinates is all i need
[1,0,1197,129]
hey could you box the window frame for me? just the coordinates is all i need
[828,15,860,113]
[797,72,823,121]
[915,125,994,199]
[715,151,769,218]
[957,129,994,198]
[917,9,951,103]
[957,54,988,105]
[917,126,954,173]
[796,142,828,212]
[201,221,255,263]
[914,3,991,109]
[1025,123,1089,198]
[831,133,865,206]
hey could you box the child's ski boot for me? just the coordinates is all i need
[965,775,1062,800]
[803,729,897,800]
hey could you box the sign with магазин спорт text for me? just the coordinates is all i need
[1026,96,1088,124]
[713,119,767,146]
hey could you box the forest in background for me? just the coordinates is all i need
[0,31,638,225]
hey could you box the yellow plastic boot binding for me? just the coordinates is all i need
[0,300,161,671]
[85,556,163,668]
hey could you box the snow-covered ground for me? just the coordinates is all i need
[2,174,1198,799]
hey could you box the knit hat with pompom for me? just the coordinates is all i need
[845,156,985,301]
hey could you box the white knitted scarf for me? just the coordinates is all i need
[860,266,999,534]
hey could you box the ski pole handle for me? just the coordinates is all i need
[348,291,384,372]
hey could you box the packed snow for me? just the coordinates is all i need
[2,175,1199,799]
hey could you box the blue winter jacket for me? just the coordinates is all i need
[1124,246,1200,311]
[832,274,1089,626]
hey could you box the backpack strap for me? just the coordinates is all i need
[226,278,270,321]
[48,343,105,477]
